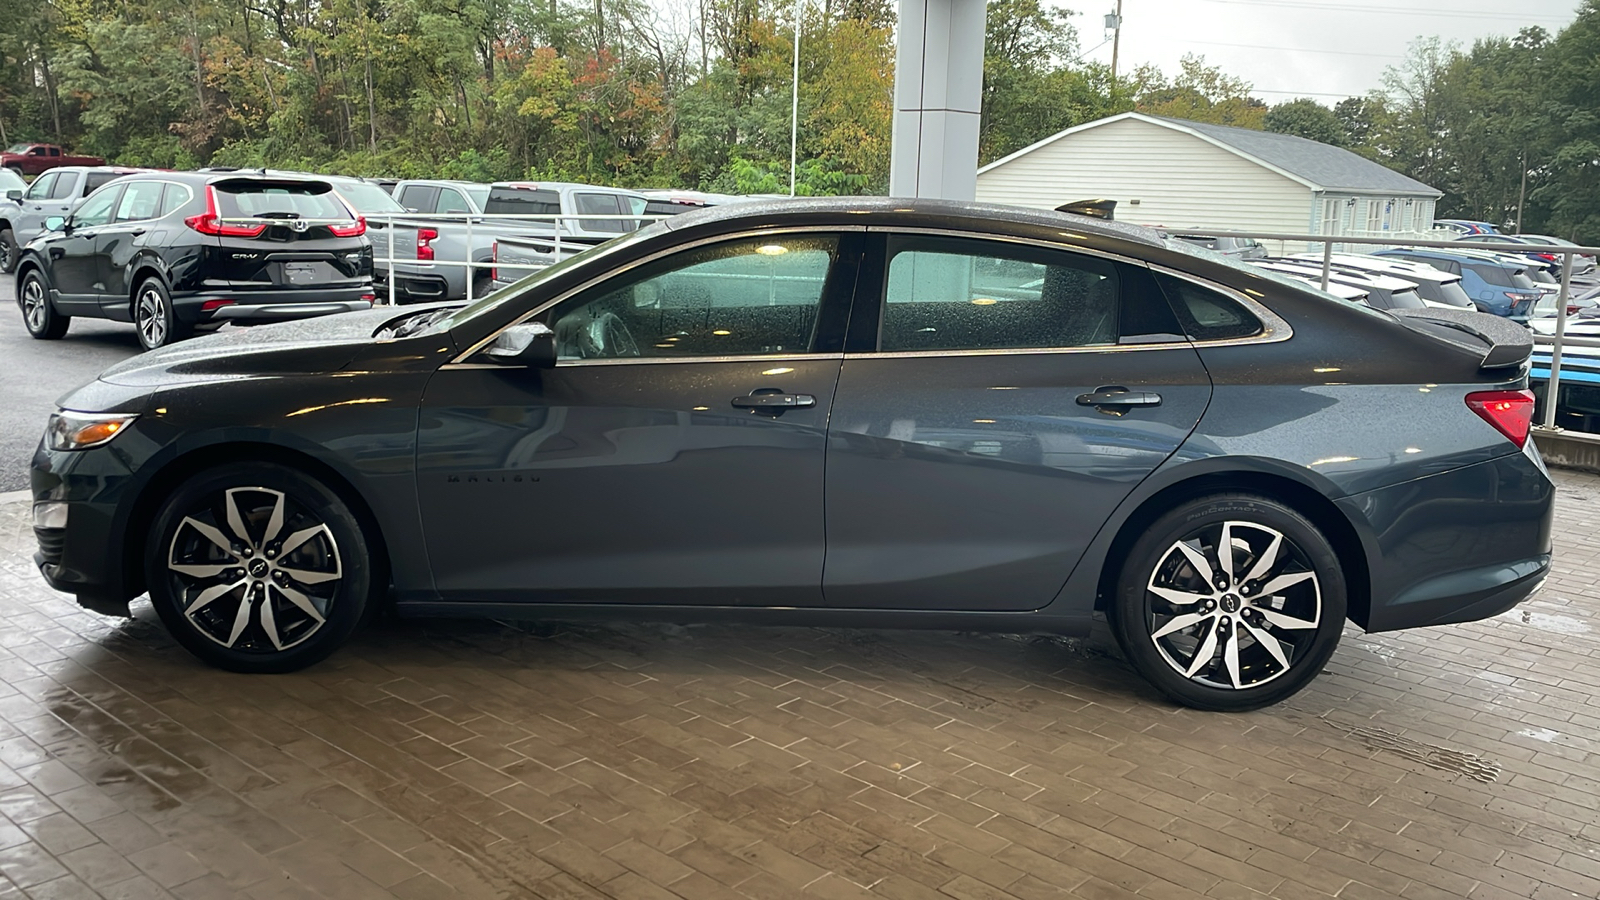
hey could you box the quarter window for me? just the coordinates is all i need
[158,183,192,217]
[1153,273,1263,342]
[550,236,837,360]
[115,181,165,222]
[879,238,1121,351]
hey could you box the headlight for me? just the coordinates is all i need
[46,411,139,451]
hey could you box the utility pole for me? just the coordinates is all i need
[1516,148,1527,234]
[1108,0,1123,85]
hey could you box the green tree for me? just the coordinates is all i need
[1264,98,1348,146]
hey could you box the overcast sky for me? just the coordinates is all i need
[1069,0,1582,103]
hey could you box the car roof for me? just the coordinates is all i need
[490,181,647,197]
[1381,247,1527,269]
[1289,253,1460,283]
[1254,259,1414,291]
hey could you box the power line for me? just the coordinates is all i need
[1251,88,1366,97]
[1156,37,1405,59]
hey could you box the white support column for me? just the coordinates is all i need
[889,0,985,201]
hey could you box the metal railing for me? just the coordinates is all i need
[1164,229,1600,431]
[364,211,672,305]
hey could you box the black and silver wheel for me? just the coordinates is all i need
[0,227,17,275]
[146,463,379,672]
[133,277,191,351]
[19,269,69,339]
[1110,494,1346,711]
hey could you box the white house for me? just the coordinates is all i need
[975,112,1443,248]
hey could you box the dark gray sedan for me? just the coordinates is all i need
[29,199,1553,711]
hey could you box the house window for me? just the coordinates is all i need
[1365,200,1383,234]
[1321,199,1341,235]
[1400,200,1414,233]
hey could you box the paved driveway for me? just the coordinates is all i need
[0,471,1595,899]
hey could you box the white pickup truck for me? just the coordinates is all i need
[387,180,650,300]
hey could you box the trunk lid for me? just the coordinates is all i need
[203,178,373,288]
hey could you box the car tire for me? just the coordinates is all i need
[1108,493,1347,712]
[133,277,191,351]
[145,462,380,673]
[471,270,493,300]
[19,269,69,339]
[0,227,17,275]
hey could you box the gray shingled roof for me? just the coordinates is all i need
[1151,115,1441,197]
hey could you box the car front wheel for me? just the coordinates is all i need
[19,270,69,339]
[145,462,378,672]
[1109,493,1347,711]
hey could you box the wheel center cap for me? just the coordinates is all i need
[248,559,270,579]
[1220,593,1241,613]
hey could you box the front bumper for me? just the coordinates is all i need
[1343,446,1554,632]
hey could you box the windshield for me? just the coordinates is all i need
[335,181,406,215]
[0,168,23,191]
[5,144,30,154]
[446,220,671,328]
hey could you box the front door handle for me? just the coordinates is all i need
[1077,386,1162,411]
[731,390,817,414]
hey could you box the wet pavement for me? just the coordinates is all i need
[0,472,1597,899]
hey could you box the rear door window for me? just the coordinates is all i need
[398,185,438,214]
[574,193,627,233]
[114,181,165,222]
[48,173,77,200]
[1468,263,1513,287]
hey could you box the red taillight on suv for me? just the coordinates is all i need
[184,187,267,237]
[1465,390,1536,448]
[491,239,498,282]
[418,227,438,261]
[328,215,366,237]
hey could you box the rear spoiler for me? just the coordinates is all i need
[1389,307,1531,370]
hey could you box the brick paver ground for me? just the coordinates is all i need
[0,470,1596,900]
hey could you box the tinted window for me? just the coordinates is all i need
[213,181,350,220]
[436,188,471,215]
[1438,280,1473,307]
[24,173,56,200]
[48,173,77,200]
[114,180,165,222]
[644,200,703,216]
[158,183,192,217]
[84,171,123,194]
[398,184,438,213]
[73,186,121,228]
[880,238,1120,351]
[485,186,560,216]
[1154,272,1264,341]
[1468,263,1513,287]
[551,235,836,360]
[574,193,627,233]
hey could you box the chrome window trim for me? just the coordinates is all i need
[448,225,867,364]
[441,352,844,372]
[866,225,1147,267]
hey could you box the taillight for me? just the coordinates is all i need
[417,227,438,261]
[491,240,498,282]
[184,187,267,237]
[200,299,236,312]
[1465,390,1535,448]
[329,216,366,237]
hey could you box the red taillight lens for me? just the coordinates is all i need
[328,215,366,237]
[1466,390,1536,448]
[491,239,498,282]
[200,299,236,312]
[417,227,438,261]
[183,186,268,237]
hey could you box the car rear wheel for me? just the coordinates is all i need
[133,277,192,351]
[1109,494,1347,711]
[19,270,69,339]
[0,227,17,275]
[145,462,378,672]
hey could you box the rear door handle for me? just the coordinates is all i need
[731,392,817,411]
[1077,387,1162,409]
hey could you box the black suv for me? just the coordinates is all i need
[13,172,376,350]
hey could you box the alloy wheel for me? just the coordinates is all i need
[0,236,13,274]
[22,277,46,332]
[137,287,167,348]
[1144,520,1322,690]
[166,487,343,652]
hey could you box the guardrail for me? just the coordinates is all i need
[361,211,673,306]
[1169,229,1599,432]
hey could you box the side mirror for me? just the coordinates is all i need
[44,216,67,233]
[4,189,19,202]
[479,321,555,368]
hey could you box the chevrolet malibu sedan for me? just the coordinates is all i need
[31,199,1553,711]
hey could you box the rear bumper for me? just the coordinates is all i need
[172,285,376,323]
[1343,447,1554,632]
